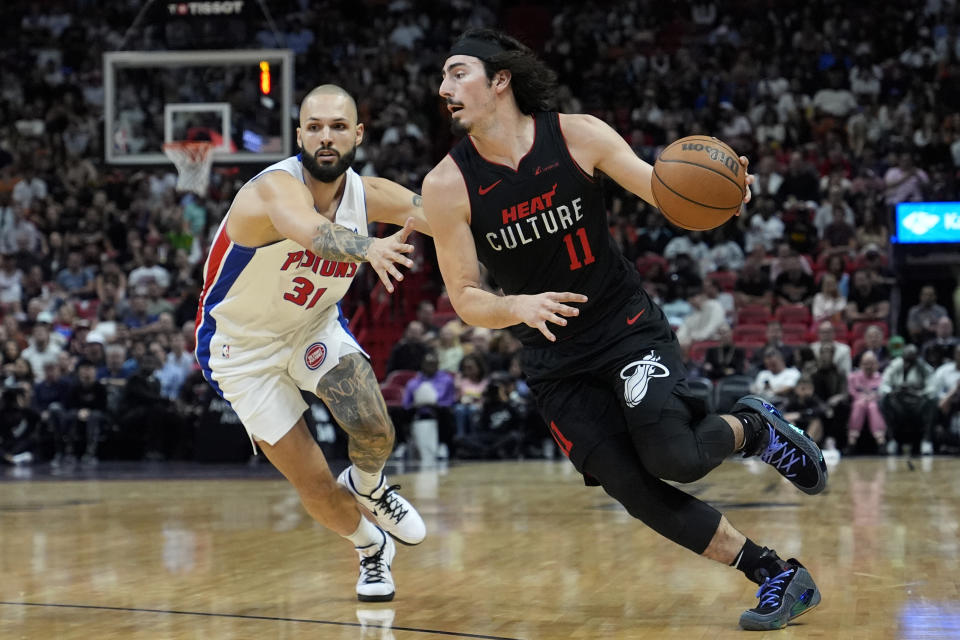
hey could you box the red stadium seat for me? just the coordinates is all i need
[707,271,737,292]
[636,254,669,278]
[383,369,418,388]
[781,323,808,343]
[733,325,768,344]
[380,384,405,408]
[737,305,773,327]
[775,304,811,326]
[688,340,719,364]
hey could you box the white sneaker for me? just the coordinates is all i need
[886,440,899,456]
[920,440,934,455]
[356,528,395,602]
[338,467,426,545]
[436,443,449,460]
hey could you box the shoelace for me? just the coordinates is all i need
[755,567,795,608]
[372,485,409,523]
[359,544,389,584]
[759,425,807,478]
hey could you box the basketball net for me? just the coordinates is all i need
[162,141,215,196]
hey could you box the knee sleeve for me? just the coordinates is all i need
[584,435,723,554]
[633,395,733,484]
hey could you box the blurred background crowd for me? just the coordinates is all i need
[2,0,960,470]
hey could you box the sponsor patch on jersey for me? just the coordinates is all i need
[304,342,327,370]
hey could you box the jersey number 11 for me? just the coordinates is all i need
[562,228,595,271]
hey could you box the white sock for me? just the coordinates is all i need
[344,516,382,551]
[349,466,384,496]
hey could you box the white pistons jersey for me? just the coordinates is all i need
[195,157,368,374]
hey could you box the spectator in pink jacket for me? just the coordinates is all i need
[847,351,886,450]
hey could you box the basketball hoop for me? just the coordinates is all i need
[162,141,215,196]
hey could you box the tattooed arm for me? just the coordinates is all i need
[313,217,416,293]
[244,170,415,293]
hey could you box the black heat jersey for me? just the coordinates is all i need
[448,111,642,346]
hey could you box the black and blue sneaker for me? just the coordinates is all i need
[739,559,821,630]
[732,395,828,495]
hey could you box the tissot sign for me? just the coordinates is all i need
[167,1,244,15]
[895,202,960,244]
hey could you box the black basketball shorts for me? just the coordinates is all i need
[521,290,697,472]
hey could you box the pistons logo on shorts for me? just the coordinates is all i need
[304,342,327,370]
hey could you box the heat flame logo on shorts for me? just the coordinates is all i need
[619,351,671,408]
[304,342,327,370]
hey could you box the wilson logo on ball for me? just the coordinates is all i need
[304,342,327,370]
[680,142,740,176]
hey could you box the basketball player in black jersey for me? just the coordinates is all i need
[421,29,826,631]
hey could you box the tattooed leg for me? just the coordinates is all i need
[316,352,394,473]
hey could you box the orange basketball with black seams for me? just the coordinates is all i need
[651,136,746,231]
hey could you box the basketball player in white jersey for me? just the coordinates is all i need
[195,85,428,602]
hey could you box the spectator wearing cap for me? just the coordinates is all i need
[83,330,107,370]
[907,285,949,344]
[21,314,62,381]
[61,359,107,467]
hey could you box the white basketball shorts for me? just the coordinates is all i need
[201,306,367,446]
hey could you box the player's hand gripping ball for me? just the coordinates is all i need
[652,136,746,231]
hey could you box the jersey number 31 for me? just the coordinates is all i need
[284,276,328,309]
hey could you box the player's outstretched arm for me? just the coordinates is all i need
[559,113,754,207]
[252,171,414,293]
[421,158,586,342]
[362,176,433,236]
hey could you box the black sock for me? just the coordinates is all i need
[733,412,766,455]
[732,539,791,585]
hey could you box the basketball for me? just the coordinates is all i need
[651,136,746,231]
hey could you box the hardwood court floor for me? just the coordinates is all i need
[2,456,959,640]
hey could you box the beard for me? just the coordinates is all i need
[300,144,357,182]
[450,116,469,136]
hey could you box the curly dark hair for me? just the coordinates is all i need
[454,28,558,115]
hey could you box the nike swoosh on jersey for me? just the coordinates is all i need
[626,309,646,325]
[478,179,503,195]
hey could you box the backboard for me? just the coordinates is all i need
[103,49,294,165]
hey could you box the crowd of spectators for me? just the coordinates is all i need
[2,0,960,468]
